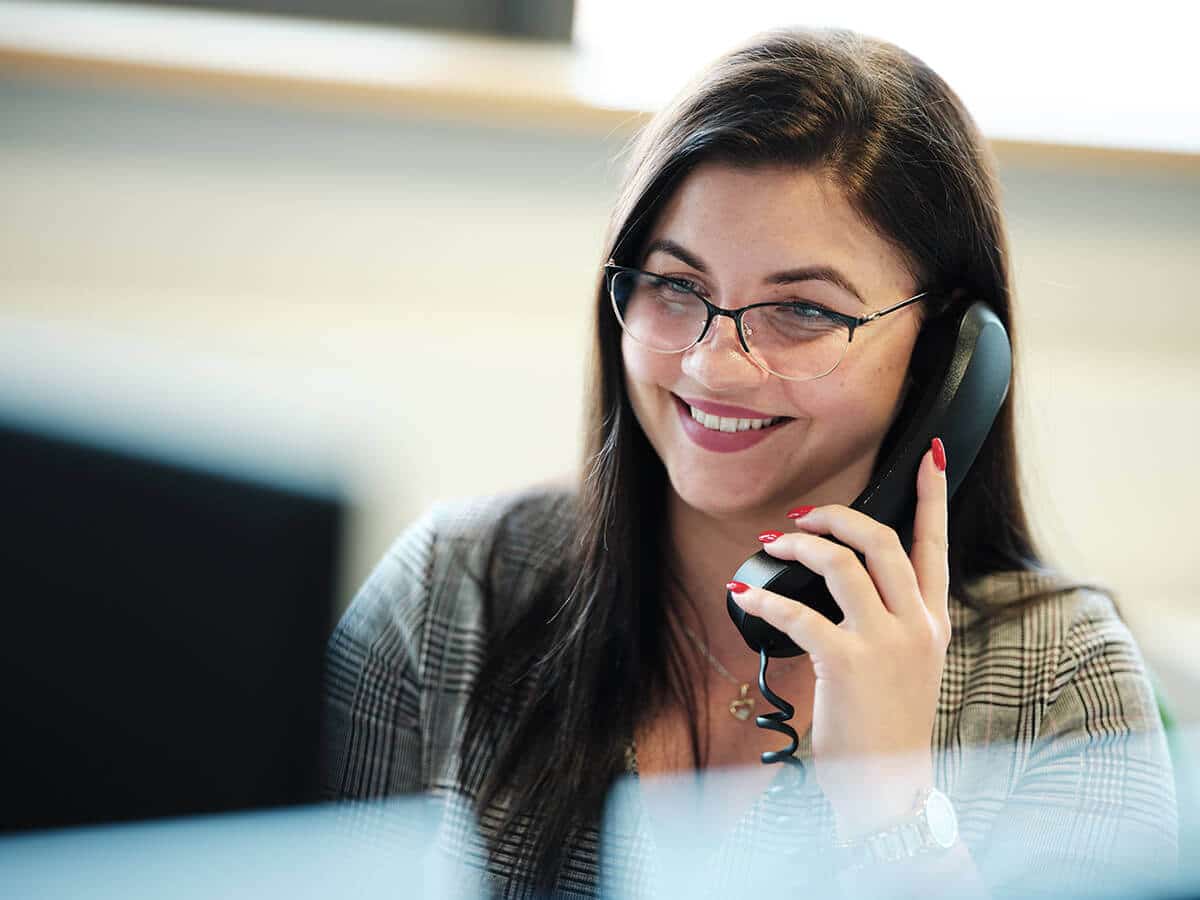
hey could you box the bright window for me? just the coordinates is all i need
[573,1,1198,154]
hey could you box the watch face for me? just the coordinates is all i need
[925,790,958,848]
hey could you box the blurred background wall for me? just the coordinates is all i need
[2,2,1198,717]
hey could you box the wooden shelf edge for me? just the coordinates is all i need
[1,42,1196,175]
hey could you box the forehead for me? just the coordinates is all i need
[642,162,917,296]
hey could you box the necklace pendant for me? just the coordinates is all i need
[729,683,755,721]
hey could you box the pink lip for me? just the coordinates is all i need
[672,394,793,453]
[676,395,785,419]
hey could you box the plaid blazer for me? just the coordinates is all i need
[320,486,1178,899]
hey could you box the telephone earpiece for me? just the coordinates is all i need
[726,300,1012,658]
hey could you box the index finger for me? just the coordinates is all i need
[911,436,950,620]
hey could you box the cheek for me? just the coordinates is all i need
[621,339,679,452]
[621,336,678,390]
[782,347,910,420]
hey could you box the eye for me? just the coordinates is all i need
[782,301,831,317]
[664,276,701,294]
[783,298,847,317]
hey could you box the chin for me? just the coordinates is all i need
[669,470,778,519]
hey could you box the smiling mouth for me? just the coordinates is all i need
[674,395,794,433]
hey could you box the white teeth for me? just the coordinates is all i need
[688,405,780,433]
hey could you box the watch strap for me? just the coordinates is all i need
[833,788,955,870]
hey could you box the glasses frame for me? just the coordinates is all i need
[604,262,931,382]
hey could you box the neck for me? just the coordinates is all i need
[663,493,784,675]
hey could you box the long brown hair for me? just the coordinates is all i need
[459,26,1108,892]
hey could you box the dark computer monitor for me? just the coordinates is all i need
[0,413,345,832]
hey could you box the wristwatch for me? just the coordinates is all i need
[833,787,959,870]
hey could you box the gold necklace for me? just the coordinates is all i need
[680,621,760,721]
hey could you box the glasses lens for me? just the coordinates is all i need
[741,304,850,380]
[610,270,706,352]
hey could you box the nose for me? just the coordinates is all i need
[681,313,769,390]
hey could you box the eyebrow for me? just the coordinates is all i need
[643,238,866,305]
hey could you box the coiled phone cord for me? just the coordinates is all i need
[756,648,799,764]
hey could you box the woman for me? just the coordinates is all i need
[320,27,1177,899]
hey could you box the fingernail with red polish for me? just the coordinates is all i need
[786,505,815,519]
[726,581,750,594]
[931,437,947,473]
[757,531,784,543]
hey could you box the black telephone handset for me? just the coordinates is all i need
[727,301,1012,660]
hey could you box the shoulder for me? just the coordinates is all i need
[945,573,1177,881]
[953,568,1127,647]
[948,569,1158,728]
[421,481,578,614]
[425,480,579,571]
[333,481,578,662]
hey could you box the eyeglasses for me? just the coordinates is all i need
[604,262,930,382]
